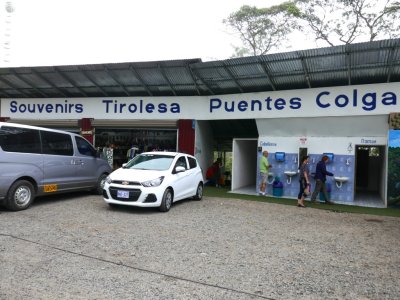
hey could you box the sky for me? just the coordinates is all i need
[389,130,400,148]
[0,0,315,67]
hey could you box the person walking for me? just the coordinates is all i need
[310,155,334,204]
[102,143,114,169]
[212,158,222,187]
[259,150,272,195]
[297,155,311,207]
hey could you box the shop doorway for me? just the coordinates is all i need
[94,128,177,169]
[354,145,386,207]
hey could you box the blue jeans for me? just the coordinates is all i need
[297,178,308,199]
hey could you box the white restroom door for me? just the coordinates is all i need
[232,139,258,191]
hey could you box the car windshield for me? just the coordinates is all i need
[124,154,175,171]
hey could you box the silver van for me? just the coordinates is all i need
[0,122,112,211]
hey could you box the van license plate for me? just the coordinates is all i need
[117,190,129,198]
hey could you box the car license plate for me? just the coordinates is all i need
[117,190,129,198]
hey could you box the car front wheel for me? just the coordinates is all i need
[159,188,173,212]
[7,180,35,211]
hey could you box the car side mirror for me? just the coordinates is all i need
[175,166,186,173]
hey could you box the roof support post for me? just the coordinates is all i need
[346,52,351,85]
[297,52,311,88]
[257,57,276,91]
[79,68,108,96]
[222,62,244,93]
[129,65,153,96]
[185,63,201,96]
[386,47,395,83]
[158,64,177,96]
[104,67,130,96]
[9,69,49,97]
[54,67,89,97]
[189,66,214,95]
[31,69,68,97]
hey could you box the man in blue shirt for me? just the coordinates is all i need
[310,155,334,204]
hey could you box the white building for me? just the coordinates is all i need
[1,39,400,208]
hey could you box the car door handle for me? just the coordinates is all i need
[71,159,84,165]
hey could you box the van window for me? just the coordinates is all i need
[41,130,73,156]
[75,136,96,156]
[0,126,41,153]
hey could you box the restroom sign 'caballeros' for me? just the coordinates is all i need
[260,141,277,147]
[299,137,307,145]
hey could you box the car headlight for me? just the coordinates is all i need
[105,176,112,184]
[142,176,164,187]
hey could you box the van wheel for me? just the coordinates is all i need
[193,183,203,200]
[94,174,108,195]
[159,188,173,212]
[7,180,35,211]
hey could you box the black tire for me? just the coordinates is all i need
[6,180,35,211]
[193,183,203,201]
[94,173,108,195]
[159,188,173,212]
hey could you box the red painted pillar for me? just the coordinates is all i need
[178,119,195,155]
[79,118,94,144]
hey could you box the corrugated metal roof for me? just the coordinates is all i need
[1,39,400,99]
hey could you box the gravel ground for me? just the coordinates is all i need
[0,192,399,300]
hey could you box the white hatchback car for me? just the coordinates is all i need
[103,152,204,212]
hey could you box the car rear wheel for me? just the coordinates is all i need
[159,188,173,212]
[193,183,203,200]
[7,180,35,211]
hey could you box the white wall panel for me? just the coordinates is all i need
[256,115,388,137]
[195,120,214,179]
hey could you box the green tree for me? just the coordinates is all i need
[223,3,300,56]
[295,0,400,46]
[387,146,400,205]
[224,0,400,56]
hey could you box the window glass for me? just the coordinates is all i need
[175,156,187,169]
[188,157,197,169]
[0,126,41,153]
[125,154,174,171]
[75,136,96,157]
[41,130,73,156]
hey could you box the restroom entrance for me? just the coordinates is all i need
[299,147,308,164]
[354,145,386,206]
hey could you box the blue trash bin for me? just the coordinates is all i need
[272,178,283,197]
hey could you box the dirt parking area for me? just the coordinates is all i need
[0,192,399,300]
